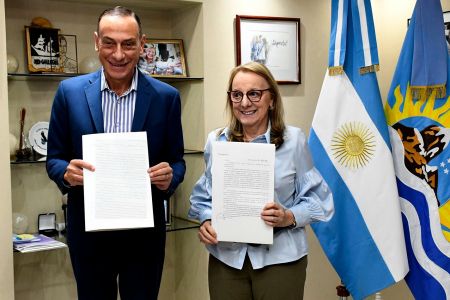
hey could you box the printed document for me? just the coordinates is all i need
[83,132,153,231]
[212,141,275,244]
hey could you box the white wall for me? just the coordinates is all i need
[0,0,15,299]
[195,0,448,299]
[2,0,450,299]
[202,0,330,136]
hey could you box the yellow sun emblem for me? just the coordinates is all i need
[331,122,376,169]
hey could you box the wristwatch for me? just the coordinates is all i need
[287,218,297,229]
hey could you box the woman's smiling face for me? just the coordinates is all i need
[230,70,273,136]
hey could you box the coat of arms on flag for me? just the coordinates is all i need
[384,0,450,299]
[308,0,408,299]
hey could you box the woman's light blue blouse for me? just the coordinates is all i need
[188,125,334,269]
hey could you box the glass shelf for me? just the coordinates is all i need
[11,149,203,164]
[13,234,67,253]
[183,149,203,155]
[8,72,203,83]
[166,216,200,232]
[14,216,199,252]
[8,72,79,78]
[11,159,46,165]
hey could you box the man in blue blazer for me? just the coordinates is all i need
[46,6,185,300]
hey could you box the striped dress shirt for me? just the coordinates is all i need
[101,69,138,133]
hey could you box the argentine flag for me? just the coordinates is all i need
[385,0,450,299]
[309,0,408,299]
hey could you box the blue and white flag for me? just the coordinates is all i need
[309,0,408,299]
[385,0,450,299]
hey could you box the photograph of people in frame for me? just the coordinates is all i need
[139,43,157,75]
[25,26,62,72]
[138,39,187,77]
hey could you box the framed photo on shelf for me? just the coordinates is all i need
[138,39,187,78]
[444,11,450,54]
[25,26,62,73]
[235,15,301,84]
[58,34,78,73]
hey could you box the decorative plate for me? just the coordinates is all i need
[28,121,49,156]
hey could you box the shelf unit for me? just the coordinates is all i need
[5,0,205,299]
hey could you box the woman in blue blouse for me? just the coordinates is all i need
[189,62,334,300]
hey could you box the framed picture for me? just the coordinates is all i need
[408,11,450,54]
[236,15,301,84]
[444,11,450,54]
[58,34,78,73]
[138,39,187,78]
[25,26,62,73]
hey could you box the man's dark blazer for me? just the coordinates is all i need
[46,69,185,254]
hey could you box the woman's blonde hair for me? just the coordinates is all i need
[225,62,285,148]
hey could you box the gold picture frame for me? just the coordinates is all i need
[138,39,187,78]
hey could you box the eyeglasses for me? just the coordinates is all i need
[227,88,271,103]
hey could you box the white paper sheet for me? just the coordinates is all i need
[82,132,153,231]
[212,141,275,244]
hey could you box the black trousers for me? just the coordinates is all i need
[66,190,166,300]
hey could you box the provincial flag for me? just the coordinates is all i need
[384,0,450,299]
[308,0,409,299]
